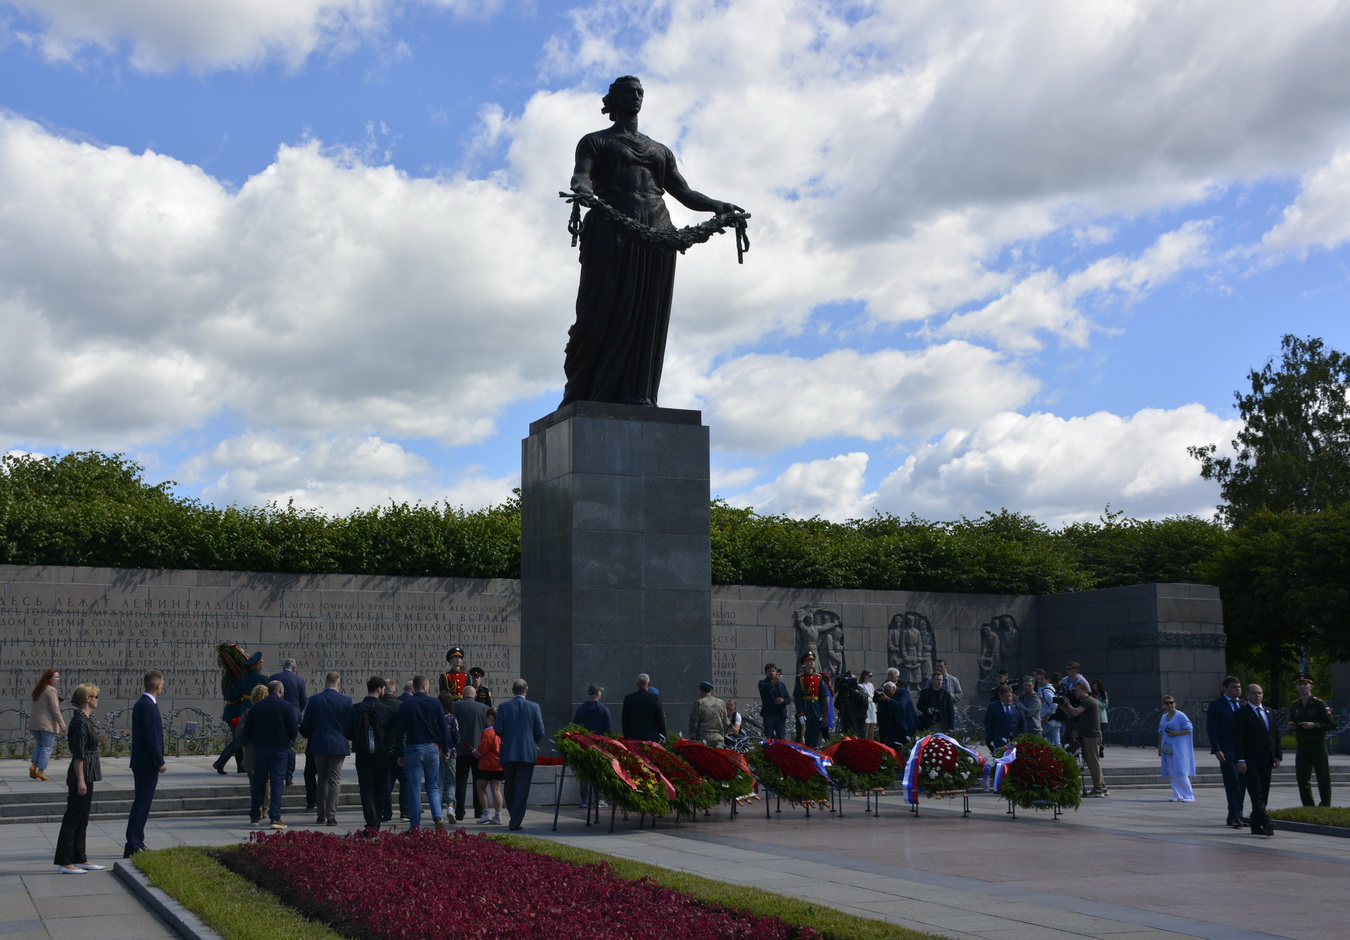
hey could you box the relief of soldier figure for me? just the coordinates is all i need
[885,611,935,690]
[792,606,845,681]
[976,614,1021,693]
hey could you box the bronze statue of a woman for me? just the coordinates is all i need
[561,76,743,407]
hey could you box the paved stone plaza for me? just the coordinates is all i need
[0,748,1345,939]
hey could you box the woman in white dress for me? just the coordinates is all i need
[1158,696,1195,802]
[859,670,878,740]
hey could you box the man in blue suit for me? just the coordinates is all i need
[124,670,167,858]
[241,680,300,828]
[300,672,353,826]
[1206,675,1248,829]
[984,683,1027,755]
[496,678,545,831]
[269,658,308,785]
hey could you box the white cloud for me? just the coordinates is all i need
[1261,148,1350,255]
[6,0,502,72]
[874,405,1237,526]
[939,222,1211,351]
[736,452,873,521]
[183,431,515,512]
[0,113,571,448]
[686,342,1039,452]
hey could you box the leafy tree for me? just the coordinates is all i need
[1199,506,1350,703]
[1056,508,1227,589]
[1189,334,1350,524]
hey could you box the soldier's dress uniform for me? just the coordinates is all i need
[439,646,468,697]
[439,670,468,697]
[1289,684,1336,807]
[793,655,832,748]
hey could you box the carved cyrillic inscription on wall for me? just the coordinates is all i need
[0,567,520,732]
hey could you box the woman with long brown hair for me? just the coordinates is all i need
[29,668,66,781]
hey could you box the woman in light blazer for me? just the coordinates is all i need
[29,668,66,781]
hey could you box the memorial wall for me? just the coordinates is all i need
[0,564,519,734]
[1,564,1225,741]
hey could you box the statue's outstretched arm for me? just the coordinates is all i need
[665,156,741,216]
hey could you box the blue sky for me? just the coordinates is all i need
[3,1,1350,526]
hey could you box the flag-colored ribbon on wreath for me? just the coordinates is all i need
[988,744,1017,792]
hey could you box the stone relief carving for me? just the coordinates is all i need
[792,606,845,678]
[886,611,935,690]
[977,614,1020,692]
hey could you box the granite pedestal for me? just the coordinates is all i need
[520,402,713,737]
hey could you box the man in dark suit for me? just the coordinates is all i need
[345,675,395,834]
[877,682,918,750]
[621,673,667,741]
[983,683,1027,754]
[1206,674,1248,829]
[453,685,489,821]
[124,670,167,858]
[269,658,308,785]
[300,671,353,826]
[496,678,545,831]
[241,680,301,828]
[1233,683,1282,837]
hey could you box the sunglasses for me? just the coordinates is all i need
[1162,700,1175,705]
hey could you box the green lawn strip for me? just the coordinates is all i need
[133,846,343,940]
[494,834,941,940]
[1269,805,1350,828]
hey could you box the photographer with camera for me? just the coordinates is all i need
[1060,680,1108,796]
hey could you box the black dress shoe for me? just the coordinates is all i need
[1264,822,1276,836]
[214,765,228,776]
[316,815,326,824]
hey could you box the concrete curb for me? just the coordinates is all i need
[114,859,223,940]
[1269,819,1350,838]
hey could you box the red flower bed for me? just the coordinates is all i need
[234,828,821,939]
[536,756,564,766]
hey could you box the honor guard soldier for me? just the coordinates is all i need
[793,652,832,748]
[439,648,469,697]
[1288,673,1336,807]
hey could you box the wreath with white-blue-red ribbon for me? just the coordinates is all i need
[901,733,986,804]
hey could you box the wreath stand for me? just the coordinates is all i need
[910,789,971,817]
[1005,798,1063,820]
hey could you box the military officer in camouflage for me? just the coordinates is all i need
[687,681,729,746]
[1287,673,1336,807]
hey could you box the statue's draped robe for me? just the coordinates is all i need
[562,130,679,407]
